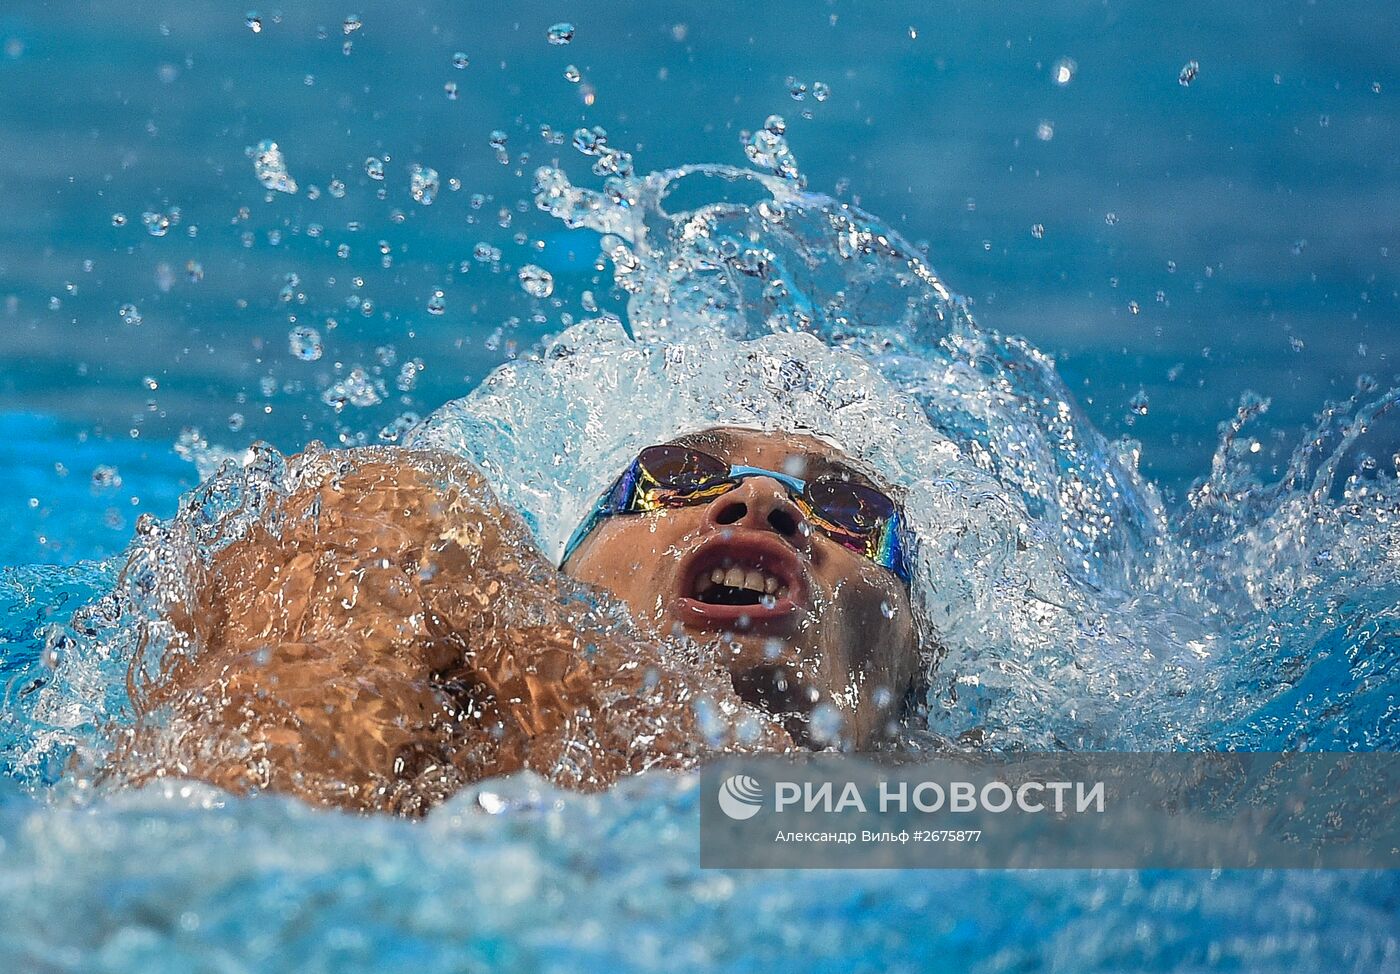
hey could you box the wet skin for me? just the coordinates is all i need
[562,428,920,748]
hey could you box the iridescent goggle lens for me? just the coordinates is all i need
[564,444,911,583]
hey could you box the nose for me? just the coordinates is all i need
[705,476,811,550]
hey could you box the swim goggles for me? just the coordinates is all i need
[561,444,912,584]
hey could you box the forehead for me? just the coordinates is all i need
[668,427,880,487]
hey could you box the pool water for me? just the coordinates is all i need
[2,1,1399,971]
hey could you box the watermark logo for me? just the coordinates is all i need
[717,773,764,820]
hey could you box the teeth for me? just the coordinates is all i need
[695,563,790,600]
[693,561,792,603]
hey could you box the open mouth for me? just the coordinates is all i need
[675,532,806,631]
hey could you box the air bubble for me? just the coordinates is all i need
[111,213,127,227]
[342,14,362,35]
[518,264,554,298]
[1128,388,1150,416]
[245,11,262,33]
[1036,120,1054,141]
[563,64,580,83]
[812,81,831,101]
[546,22,574,45]
[364,156,385,180]
[1104,212,1119,225]
[444,81,458,100]
[118,303,142,326]
[427,289,446,315]
[452,51,469,69]
[1178,60,1200,87]
[1052,57,1076,86]
[1031,223,1045,239]
[786,76,807,100]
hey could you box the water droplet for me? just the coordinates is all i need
[249,139,298,194]
[342,14,362,35]
[1178,60,1200,87]
[546,22,574,45]
[91,464,121,489]
[322,367,383,410]
[1031,223,1045,239]
[378,411,422,443]
[879,600,896,619]
[743,114,804,185]
[364,156,385,180]
[245,11,262,33]
[288,325,323,361]
[426,289,446,315]
[807,703,845,746]
[142,210,174,237]
[452,51,469,69]
[118,303,142,325]
[409,164,439,204]
[488,130,510,165]
[1052,57,1076,86]
[517,264,554,298]
[563,64,580,83]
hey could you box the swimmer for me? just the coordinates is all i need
[112,427,922,814]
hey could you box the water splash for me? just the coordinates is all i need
[8,119,1399,790]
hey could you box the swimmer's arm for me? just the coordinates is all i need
[118,449,515,811]
[115,446,786,811]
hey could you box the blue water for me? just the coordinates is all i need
[3,1,1400,970]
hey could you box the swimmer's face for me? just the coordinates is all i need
[563,428,919,749]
